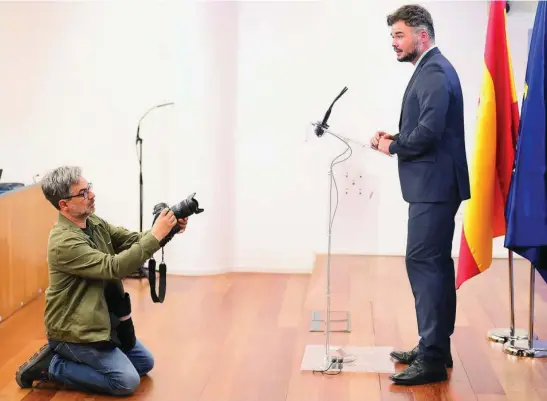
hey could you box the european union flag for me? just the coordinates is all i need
[504,1,547,282]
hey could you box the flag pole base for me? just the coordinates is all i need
[487,328,532,343]
[503,339,547,358]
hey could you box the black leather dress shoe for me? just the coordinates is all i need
[390,345,453,368]
[389,359,448,385]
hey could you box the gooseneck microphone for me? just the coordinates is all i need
[135,102,174,145]
[314,86,348,137]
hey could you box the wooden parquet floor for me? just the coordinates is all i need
[1,255,547,401]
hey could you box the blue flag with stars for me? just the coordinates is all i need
[504,1,547,281]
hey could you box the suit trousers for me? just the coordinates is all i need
[406,200,461,363]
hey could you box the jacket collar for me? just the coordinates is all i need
[57,213,95,232]
[415,46,439,69]
[407,47,440,87]
[398,47,441,130]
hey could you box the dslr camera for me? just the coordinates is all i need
[145,192,204,303]
[152,192,204,247]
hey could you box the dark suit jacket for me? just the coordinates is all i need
[389,47,470,203]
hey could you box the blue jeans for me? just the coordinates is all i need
[47,339,154,396]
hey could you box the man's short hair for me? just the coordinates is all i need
[41,166,82,210]
[387,4,435,42]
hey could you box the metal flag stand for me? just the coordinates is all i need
[300,121,396,374]
[486,250,532,343]
[503,262,547,357]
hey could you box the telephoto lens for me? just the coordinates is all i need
[152,192,204,247]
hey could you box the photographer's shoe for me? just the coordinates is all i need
[15,344,53,388]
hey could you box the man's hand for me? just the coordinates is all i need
[151,208,177,242]
[370,131,393,149]
[378,136,393,156]
[176,217,188,234]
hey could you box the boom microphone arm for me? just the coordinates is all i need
[314,86,348,137]
[136,102,175,144]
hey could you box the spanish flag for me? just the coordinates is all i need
[456,0,519,289]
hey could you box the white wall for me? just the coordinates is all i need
[0,1,538,275]
[233,0,536,268]
[0,0,178,236]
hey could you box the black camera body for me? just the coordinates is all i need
[152,192,204,247]
[146,192,204,304]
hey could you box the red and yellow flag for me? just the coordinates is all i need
[456,0,519,289]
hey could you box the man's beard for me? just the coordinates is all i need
[398,47,419,63]
[397,39,422,63]
[70,203,95,219]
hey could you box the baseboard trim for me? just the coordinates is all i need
[160,252,519,276]
[166,265,313,276]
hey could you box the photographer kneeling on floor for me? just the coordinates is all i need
[15,166,188,396]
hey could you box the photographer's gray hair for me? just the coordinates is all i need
[41,166,82,210]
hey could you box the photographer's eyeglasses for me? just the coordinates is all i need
[63,183,93,200]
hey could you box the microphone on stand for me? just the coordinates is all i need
[135,102,173,147]
[129,101,175,280]
[135,102,174,232]
[310,88,392,157]
[314,86,348,137]
[306,85,354,371]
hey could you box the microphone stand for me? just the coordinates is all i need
[306,87,353,371]
[128,102,175,279]
[310,122,353,359]
[301,88,397,375]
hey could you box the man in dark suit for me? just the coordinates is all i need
[371,4,470,385]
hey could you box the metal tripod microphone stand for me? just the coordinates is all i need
[128,101,175,279]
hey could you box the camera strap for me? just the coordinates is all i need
[147,248,166,303]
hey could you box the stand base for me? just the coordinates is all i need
[310,310,351,333]
[487,328,532,343]
[300,345,395,373]
[503,339,547,358]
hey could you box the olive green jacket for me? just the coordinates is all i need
[44,213,160,343]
